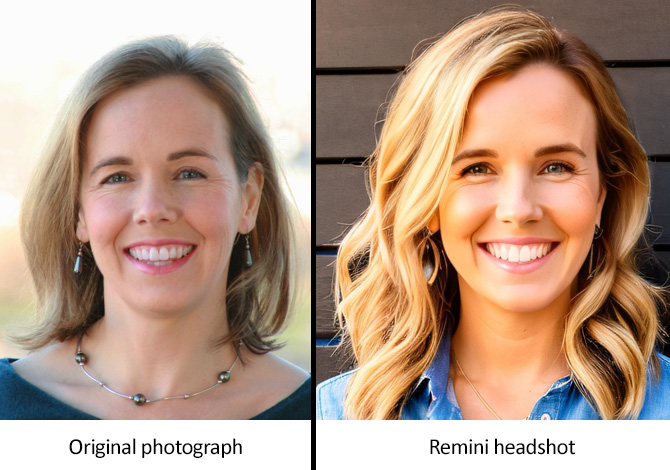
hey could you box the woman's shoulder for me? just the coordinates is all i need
[639,352,670,419]
[250,375,311,420]
[0,357,97,420]
[654,352,670,385]
[240,351,311,419]
[316,369,356,420]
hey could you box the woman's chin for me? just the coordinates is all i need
[111,289,212,318]
[476,287,569,314]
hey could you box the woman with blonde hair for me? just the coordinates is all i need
[317,6,670,420]
[0,35,309,419]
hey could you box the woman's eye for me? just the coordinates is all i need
[543,162,574,174]
[103,173,128,184]
[461,163,491,176]
[178,169,205,179]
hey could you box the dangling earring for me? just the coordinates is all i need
[420,230,440,285]
[74,241,84,274]
[594,224,603,239]
[243,234,253,268]
[588,224,603,279]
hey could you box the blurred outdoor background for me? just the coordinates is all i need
[0,0,310,371]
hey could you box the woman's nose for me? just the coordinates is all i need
[132,178,178,225]
[494,174,543,225]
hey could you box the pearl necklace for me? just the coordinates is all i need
[75,336,238,406]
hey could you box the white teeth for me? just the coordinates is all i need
[128,245,195,264]
[485,242,553,264]
[508,245,519,262]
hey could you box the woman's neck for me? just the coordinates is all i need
[80,294,238,400]
[451,278,571,386]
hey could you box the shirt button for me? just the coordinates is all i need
[540,413,551,420]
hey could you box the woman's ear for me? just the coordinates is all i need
[428,211,440,233]
[238,163,264,234]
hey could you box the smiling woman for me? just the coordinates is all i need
[316,6,670,420]
[77,76,259,315]
[0,36,310,419]
[435,65,605,315]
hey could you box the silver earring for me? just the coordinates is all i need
[420,230,440,285]
[243,234,253,268]
[74,241,83,274]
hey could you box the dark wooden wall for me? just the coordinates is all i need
[316,0,670,385]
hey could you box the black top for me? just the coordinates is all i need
[0,358,311,420]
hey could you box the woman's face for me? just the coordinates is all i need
[432,64,605,313]
[78,76,262,315]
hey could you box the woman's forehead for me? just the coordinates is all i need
[459,64,597,157]
[82,76,230,165]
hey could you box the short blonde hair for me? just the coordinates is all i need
[19,36,296,354]
[336,6,660,419]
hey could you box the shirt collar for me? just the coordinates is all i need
[420,329,451,395]
[406,328,575,419]
[408,329,457,417]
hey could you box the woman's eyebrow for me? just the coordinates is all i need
[534,143,586,158]
[89,156,132,177]
[452,143,586,165]
[88,149,218,176]
[167,148,218,161]
[452,148,497,165]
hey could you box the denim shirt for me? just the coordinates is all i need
[316,333,670,420]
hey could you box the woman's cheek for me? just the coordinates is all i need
[82,195,129,241]
[543,182,598,231]
[440,186,493,240]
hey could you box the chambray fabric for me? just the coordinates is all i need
[316,333,670,420]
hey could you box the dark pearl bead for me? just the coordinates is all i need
[75,352,88,364]
[133,394,147,405]
[218,371,231,383]
[243,250,253,268]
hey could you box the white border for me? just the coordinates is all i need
[318,420,666,468]
[1,420,311,469]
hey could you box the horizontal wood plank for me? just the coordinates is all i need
[316,69,670,159]
[610,68,670,158]
[317,0,670,68]
[654,251,670,274]
[316,163,369,245]
[316,254,338,337]
[650,162,670,244]
[315,345,355,386]
[316,74,397,159]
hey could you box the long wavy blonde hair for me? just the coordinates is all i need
[18,36,296,355]
[335,6,661,420]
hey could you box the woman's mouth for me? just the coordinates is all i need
[127,244,195,266]
[484,242,556,263]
